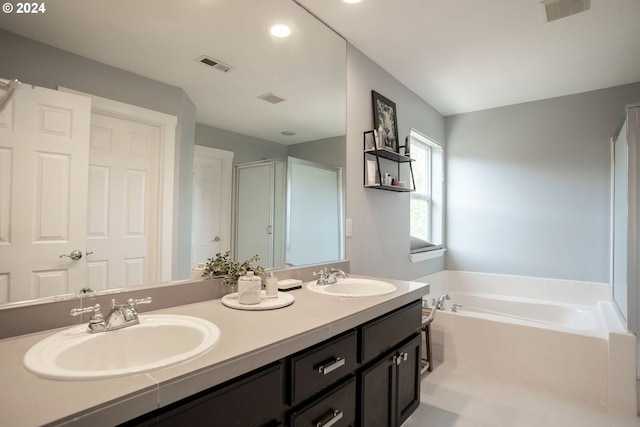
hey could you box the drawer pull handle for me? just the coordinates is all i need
[314,409,343,427]
[317,356,345,375]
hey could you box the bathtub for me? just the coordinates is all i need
[445,292,603,337]
[422,271,636,412]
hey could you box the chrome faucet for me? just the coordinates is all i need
[327,268,348,284]
[314,267,348,285]
[313,267,329,285]
[435,293,450,310]
[70,297,152,333]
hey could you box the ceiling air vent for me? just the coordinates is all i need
[196,55,231,73]
[541,0,589,22]
[257,92,286,104]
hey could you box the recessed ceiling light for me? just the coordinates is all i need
[270,23,292,38]
[342,0,363,3]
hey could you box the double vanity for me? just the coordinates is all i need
[0,275,428,426]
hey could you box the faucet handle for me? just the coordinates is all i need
[71,303,106,333]
[313,268,328,278]
[70,303,101,317]
[128,297,152,307]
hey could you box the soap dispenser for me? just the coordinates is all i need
[237,271,261,305]
[265,272,278,299]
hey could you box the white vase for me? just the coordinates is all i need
[237,271,261,305]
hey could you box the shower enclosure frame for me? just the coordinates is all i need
[611,103,640,414]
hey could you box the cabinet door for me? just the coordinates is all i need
[359,353,395,427]
[396,334,421,426]
[359,333,422,427]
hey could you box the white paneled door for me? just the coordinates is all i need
[0,83,91,302]
[86,113,160,291]
[0,81,170,303]
[191,146,233,267]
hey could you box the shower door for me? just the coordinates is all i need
[234,160,285,268]
[611,104,640,382]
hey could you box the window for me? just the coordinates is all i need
[409,129,444,259]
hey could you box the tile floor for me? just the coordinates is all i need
[403,363,640,427]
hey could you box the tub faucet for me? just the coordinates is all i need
[435,293,450,310]
[451,303,463,313]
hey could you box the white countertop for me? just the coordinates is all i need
[0,276,428,427]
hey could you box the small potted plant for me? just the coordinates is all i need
[202,251,265,292]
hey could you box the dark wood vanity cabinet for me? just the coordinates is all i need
[289,376,357,427]
[123,362,284,427]
[359,299,422,364]
[289,299,422,427]
[121,300,422,427]
[358,300,422,427]
[359,333,422,427]
[289,330,358,405]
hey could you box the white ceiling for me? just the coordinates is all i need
[1,0,639,142]
[0,0,346,144]
[297,0,640,116]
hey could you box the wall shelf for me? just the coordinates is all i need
[363,130,415,192]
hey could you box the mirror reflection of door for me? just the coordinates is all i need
[0,83,91,302]
[234,160,285,268]
[191,146,233,266]
[286,158,343,266]
[86,112,162,291]
[0,81,175,302]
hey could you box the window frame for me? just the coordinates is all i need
[409,129,444,258]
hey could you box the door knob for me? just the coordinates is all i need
[212,236,220,242]
[60,250,83,261]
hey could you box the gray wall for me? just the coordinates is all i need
[0,29,196,280]
[196,123,346,170]
[288,135,347,171]
[446,82,640,283]
[345,44,446,279]
[195,123,287,164]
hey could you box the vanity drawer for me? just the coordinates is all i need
[359,300,422,364]
[289,376,356,427]
[135,362,283,426]
[289,330,358,405]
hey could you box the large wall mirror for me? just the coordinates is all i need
[0,0,346,306]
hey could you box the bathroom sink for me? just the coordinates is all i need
[23,315,220,380]
[306,278,397,297]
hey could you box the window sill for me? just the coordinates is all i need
[409,248,446,263]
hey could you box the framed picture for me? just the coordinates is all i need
[372,90,399,152]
